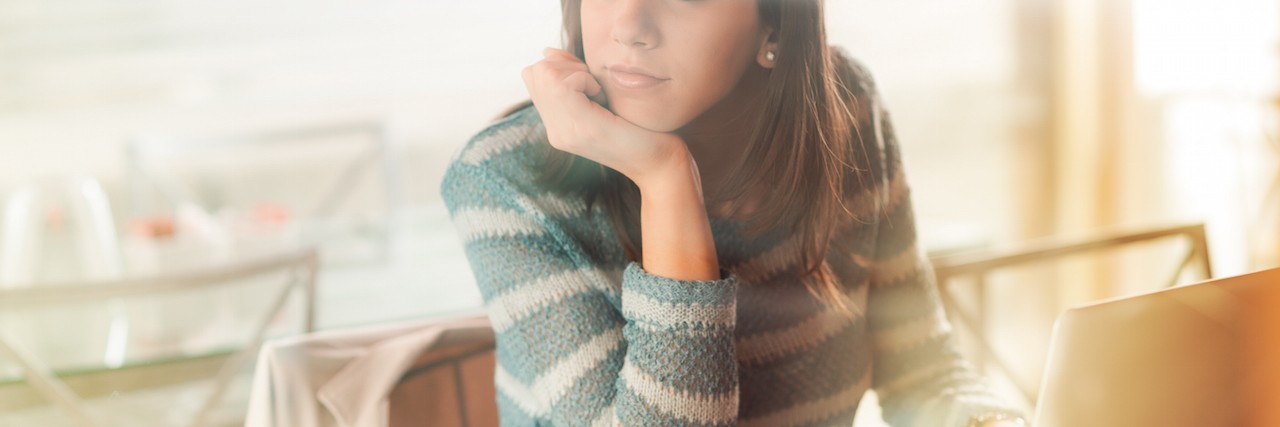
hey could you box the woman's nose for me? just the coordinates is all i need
[610,0,660,49]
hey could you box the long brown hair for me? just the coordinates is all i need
[504,0,883,309]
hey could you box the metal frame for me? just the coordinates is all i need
[928,222,1212,404]
[0,247,318,427]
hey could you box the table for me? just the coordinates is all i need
[0,204,483,427]
[0,201,985,426]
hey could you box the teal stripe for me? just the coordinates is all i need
[614,377,733,427]
[465,236,577,299]
[739,319,870,416]
[623,326,738,396]
[495,292,622,384]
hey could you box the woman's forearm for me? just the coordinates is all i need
[635,147,721,281]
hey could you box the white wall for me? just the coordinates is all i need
[0,0,1024,245]
[0,0,562,205]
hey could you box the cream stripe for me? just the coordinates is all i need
[590,406,616,427]
[736,286,866,365]
[732,168,906,285]
[627,322,725,337]
[843,164,908,221]
[488,268,604,332]
[850,243,921,288]
[531,192,587,218]
[874,359,967,399]
[461,125,534,165]
[452,207,545,243]
[732,234,804,283]
[739,364,873,427]
[879,166,909,217]
[622,292,735,330]
[619,362,738,424]
[872,309,951,354]
[495,364,542,416]
[737,310,849,365]
[494,327,625,417]
[533,326,625,409]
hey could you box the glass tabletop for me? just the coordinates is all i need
[0,204,482,426]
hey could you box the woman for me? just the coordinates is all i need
[441,0,1026,425]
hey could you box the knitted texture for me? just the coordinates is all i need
[441,61,1023,427]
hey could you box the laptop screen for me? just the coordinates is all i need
[1033,267,1280,427]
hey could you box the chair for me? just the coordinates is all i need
[0,176,132,370]
[126,119,401,265]
[245,313,496,427]
[928,222,1213,406]
[0,247,318,427]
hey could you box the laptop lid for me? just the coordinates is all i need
[1033,267,1280,427]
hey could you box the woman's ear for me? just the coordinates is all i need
[756,27,779,69]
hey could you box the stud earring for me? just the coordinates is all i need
[765,51,776,61]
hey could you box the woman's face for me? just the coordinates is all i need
[581,0,771,133]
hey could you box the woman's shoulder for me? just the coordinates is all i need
[442,103,551,192]
[447,102,546,172]
[830,47,880,101]
[441,103,597,219]
[828,49,907,229]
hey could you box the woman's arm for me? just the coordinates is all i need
[521,47,720,281]
[636,150,721,281]
[442,115,739,426]
[862,159,1025,427]
[442,46,732,424]
[851,76,1026,426]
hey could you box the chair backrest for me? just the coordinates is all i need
[0,247,318,427]
[0,177,125,287]
[927,222,1212,408]
[126,119,400,265]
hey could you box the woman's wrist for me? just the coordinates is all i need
[627,135,697,192]
[635,144,720,281]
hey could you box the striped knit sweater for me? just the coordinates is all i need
[441,61,1023,426]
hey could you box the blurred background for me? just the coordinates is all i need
[0,0,1276,425]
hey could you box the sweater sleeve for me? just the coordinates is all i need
[858,83,1026,426]
[441,159,740,427]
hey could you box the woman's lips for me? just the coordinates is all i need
[609,69,669,90]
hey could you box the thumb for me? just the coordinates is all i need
[564,71,601,96]
[585,77,607,105]
[565,70,608,105]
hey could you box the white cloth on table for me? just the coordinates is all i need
[244,314,495,427]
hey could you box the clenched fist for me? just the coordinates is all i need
[521,48,691,187]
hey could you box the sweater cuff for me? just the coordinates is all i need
[620,261,739,331]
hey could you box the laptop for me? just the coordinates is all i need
[1033,267,1280,427]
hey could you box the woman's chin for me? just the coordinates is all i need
[609,102,685,133]
[604,97,686,132]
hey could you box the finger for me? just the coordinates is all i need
[587,84,608,105]
[520,65,535,91]
[542,47,571,58]
[542,47,583,64]
[537,59,589,76]
[563,70,603,98]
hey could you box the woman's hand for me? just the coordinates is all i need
[523,47,719,281]
[521,47,689,187]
